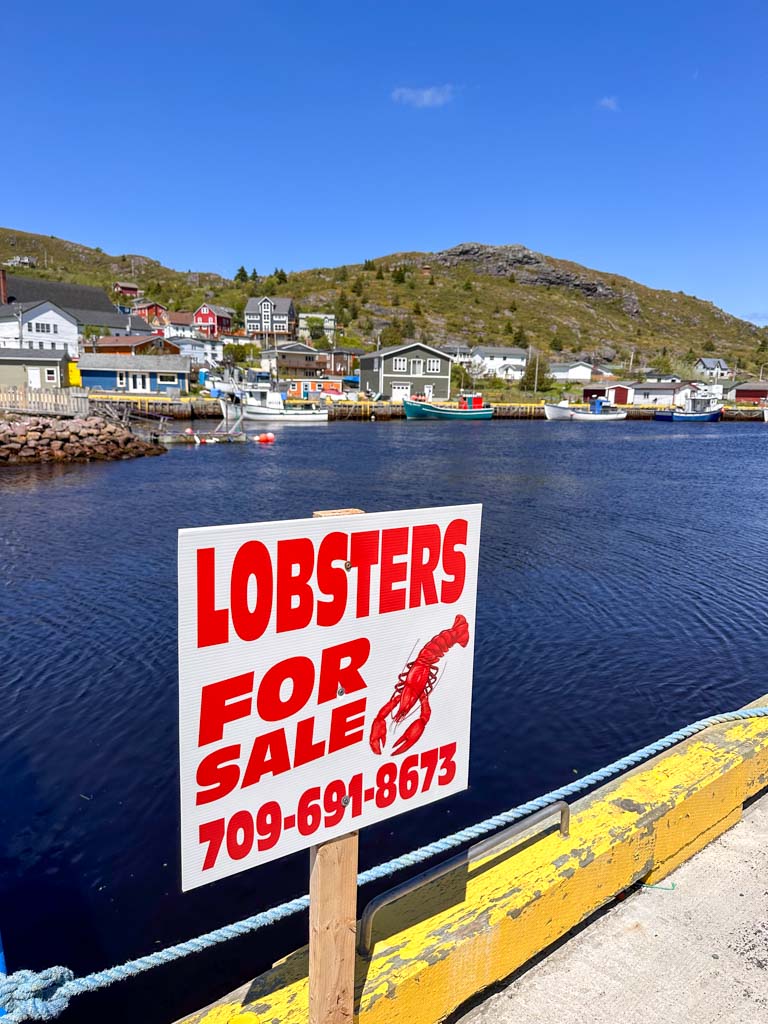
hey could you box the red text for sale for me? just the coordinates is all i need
[193,519,468,820]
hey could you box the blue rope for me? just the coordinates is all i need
[1,705,766,1023]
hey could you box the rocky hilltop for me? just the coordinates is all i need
[0,416,165,465]
[2,226,766,369]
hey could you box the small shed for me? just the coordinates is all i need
[0,348,70,389]
[78,353,191,394]
[727,381,768,404]
[606,383,635,405]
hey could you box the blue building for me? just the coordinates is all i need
[78,354,191,394]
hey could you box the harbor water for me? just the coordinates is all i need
[1,419,767,1024]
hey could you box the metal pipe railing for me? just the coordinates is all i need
[357,800,570,957]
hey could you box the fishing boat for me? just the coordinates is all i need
[544,398,627,422]
[220,385,328,422]
[402,396,493,421]
[654,397,723,423]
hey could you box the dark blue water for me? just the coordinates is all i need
[1,420,767,1023]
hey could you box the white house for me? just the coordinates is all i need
[162,311,198,340]
[471,346,527,379]
[550,360,594,382]
[439,344,473,366]
[631,381,699,407]
[175,336,225,365]
[298,312,336,342]
[0,300,79,358]
[695,357,732,380]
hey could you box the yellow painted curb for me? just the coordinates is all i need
[177,703,768,1024]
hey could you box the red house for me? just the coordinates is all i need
[113,281,144,298]
[132,299,169,322]
[193,303,234,337]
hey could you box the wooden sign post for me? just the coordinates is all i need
[309,509,365,1024]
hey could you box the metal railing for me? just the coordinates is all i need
[357,800,570,957]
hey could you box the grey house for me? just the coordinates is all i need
[359,343,451,401]
[244,297,297,343]
[0,348,70,389]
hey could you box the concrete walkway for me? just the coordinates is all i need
[457,797,768,1024]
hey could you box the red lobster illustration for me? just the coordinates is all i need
[369,614,470,756]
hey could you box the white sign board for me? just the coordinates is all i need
[178,505,481,890]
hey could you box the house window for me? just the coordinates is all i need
[45,369,57,383]
[38,342,44,349]
[392,357,407,372]
[158,373,178,384]
[410,359,424,376]
[426,358,441,373]
[27,322,32,332]
[50,343,56,350]
[53,324,58,334]
[117,371,126,387]
[35,322,41,332]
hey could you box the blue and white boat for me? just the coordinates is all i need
[654,397,723,423]
[544,397,627,422]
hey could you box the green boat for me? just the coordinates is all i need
[402,397,493,421]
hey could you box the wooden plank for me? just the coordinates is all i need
[309,831,359,1024]
[308,507,364,1024]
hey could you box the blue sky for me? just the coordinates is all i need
[3,1,767,322]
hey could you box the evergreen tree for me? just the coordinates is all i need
[234,265,248,284]
[274,268,288,284]
[375,267,384,280]
[249,267,259,283]
[391,265,406,284]
[363,259,376,272]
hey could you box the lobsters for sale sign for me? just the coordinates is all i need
[178,505,481,890]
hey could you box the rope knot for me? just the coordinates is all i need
[0,967,75,1022]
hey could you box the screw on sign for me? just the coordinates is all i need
[177,504,481,1024]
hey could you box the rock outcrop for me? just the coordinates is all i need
[430,242,642,316]
[0,416,165,465]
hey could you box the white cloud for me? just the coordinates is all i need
[391,84,454,109]
[598,96,619,112]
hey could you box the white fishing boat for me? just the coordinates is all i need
[544,398,627,422]
[763,408,768,423]
[543,400,574,421]
[220,385,328,422]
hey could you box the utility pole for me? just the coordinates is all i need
[534,349,540,394]
[628,348,635,374]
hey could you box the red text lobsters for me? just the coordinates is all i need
[369,614,470,755]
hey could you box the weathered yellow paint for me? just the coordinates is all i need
[177,704,768,1024]
[67,362,82,386]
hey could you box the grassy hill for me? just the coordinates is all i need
[3,227,766,374]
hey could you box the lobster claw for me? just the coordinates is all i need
[369,716,388,755]
[391,718,427,756]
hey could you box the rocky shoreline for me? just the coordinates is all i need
[0,415,166,464]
